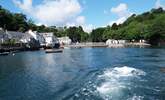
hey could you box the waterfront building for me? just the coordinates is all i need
[106,39,127,45]
[118,40,127,44]
[27,30,45,46]
[14,30,60,48]
[58,37,72,45]
[20,33,32,44]
[39,32,60,48]
[0,29,8,44]
[106,39,113,45]
[139,40,147,43]
[20,32,41,49]
[106,39,128,47]
[0,29,60,49]
[6,31,25,43]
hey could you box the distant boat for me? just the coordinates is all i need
[0,52,9,56]
[45,49,63,53]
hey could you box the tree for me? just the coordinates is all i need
[27,19,37,31]
[145,16,165,45]
[111,23,118,30]
[151,7,164,14]
[90,28,105,42]
[67,27,81,43]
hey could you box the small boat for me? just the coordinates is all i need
[0,52,9,56]
[45,49,63,53]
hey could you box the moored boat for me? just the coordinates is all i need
[45,49,63,53]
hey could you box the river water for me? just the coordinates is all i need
[0,47,165,100]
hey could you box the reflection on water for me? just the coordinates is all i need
[0,48,165,100]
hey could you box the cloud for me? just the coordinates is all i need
[83,24,95,33]
[13,0,82,26]
[109,3,132,25]
[76,16,94,33]
[76,16,85,25]
[155,0,165,9]
[65,16,94,33]
[13,0,94,32]
[13,0,33,12]
[111,3,128,17]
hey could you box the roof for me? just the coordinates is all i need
[6,31,25,40]
[0,30,4,34]
[22,33,33,39]
[0,31,8,39]
[0,34,5,39]
[38,32,54,37]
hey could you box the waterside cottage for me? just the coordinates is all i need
[106,39,127,47]
[58,36,72,45]
[106,39,127,44]
[0,29,8,44]
[39,32,60,48]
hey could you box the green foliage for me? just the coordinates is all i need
[90,27,105,42]
[0,6,28,32]
[145,14,165,45]
[67,26,88,42]
[90,7,165,45]
[2,39,16,45]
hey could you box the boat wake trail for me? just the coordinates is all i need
[71,66,146,100]
[97,66,146,100]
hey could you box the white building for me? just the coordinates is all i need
[20,34,31,43]
[21,30,60,48]
[40,32,59,47]
[118,40,127,44]
[106,39,118,45]
[6,31,25,43]
[106,39,127,45]
[28,30,45,45]
[20,30,44,45]
[0,29,8,44]
[139,40,147,43]
[58,37,72,45]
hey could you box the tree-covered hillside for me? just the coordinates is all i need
[90,8,165,45]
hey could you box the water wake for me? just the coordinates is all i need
[72,66,146,100]
[97,66,146,100]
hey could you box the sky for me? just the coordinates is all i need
[0,0,165,32]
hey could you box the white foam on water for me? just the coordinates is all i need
[97,82,126,97]
[127,95,144,100]
[99,66,146,79]
[97,66,146,100]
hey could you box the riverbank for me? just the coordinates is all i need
[0,42,153,54]
[64,42,108,48]
[0,46,40,53]
[63,42,151,48]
